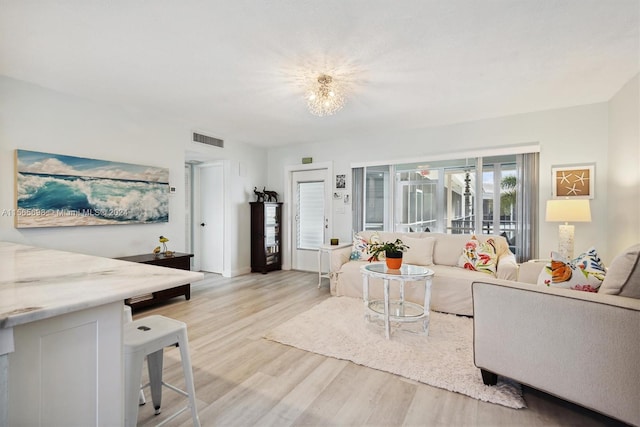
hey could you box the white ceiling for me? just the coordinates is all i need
[1,1,638,148]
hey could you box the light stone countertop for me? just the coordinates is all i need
[0,241,204,328]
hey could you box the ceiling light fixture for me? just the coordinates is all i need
[306,74,346,116]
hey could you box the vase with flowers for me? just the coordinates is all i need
[367,238,409,269]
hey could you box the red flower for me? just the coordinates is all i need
[478,253,491,263]
[463,262,476,271]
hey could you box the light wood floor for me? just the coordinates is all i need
[132,270,626,427]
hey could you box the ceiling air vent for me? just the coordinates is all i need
[193,132,224,148]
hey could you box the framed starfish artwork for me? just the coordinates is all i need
[551,164,595,199]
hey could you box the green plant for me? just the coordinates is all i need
[367,238,409,262]
[500,175,516,216]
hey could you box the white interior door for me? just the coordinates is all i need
[291,169,329,271]
[198,163,224,273]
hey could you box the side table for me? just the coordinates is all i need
[361,263,434,339]
[317,243,351,288]
[116,252,194,310]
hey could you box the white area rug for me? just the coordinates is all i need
[265,297,525,409]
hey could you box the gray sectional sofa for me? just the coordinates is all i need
[473,244,640,426]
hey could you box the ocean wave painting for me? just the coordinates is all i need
[14,150,169,228]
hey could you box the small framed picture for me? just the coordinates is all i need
[335,174,346,189]
[551,164,594,199]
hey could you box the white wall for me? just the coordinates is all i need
[3,74,636,271]
[0,76,267,276]
[607,73,640,256]
[268,102,617,263]
[183,130,268,276]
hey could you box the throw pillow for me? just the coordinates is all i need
[536,247,606,291]
[403,236,436,266]
[457,236,498,276]
[599,243,640,298]
[349,232,381,261]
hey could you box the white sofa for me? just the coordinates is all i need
[473,244,640,426]
[330,231,518,316]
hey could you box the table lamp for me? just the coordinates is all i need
[545,199,591,259]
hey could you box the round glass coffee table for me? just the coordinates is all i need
[361,263,435,339]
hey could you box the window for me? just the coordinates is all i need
[296,181,324,250]
[353,153,539,261]
[364,165,390,231]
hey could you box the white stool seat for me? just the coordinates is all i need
[124,315,200,427]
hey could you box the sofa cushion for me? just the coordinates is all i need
[536,248,606,292]
[599,244,640,298]
[457,236,498,276]
[433,234,472,266]
[403,236,435,266]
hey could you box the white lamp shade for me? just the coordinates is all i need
[546,199,591,223]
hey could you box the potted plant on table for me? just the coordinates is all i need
[367,238,409,269]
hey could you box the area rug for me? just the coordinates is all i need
[264,297,525,409]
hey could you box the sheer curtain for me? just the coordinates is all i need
[515,152,539,262]
[352,168,364,233]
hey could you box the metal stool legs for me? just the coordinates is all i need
[124,315,200,427]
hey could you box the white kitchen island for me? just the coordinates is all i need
[0,241,204,426]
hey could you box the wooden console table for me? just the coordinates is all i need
[116,252,194,310]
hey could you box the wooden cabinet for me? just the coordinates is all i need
[250,202,282,273]
[116,252,194,310]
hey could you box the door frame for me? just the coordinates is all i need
[283,162,333,271]
[191,160,226,274]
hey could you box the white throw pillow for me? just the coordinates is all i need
[536,248,606,292]
[402,236,435,266]
[457,236,498,276]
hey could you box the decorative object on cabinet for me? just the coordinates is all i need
[157,235,173,257]
[250,202,282,273]
[253,187,279,203]
[263,187,279,202]
[116,252,194,310]
[253,187,265,202]
[14,149,169,228]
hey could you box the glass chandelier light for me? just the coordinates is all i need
[306,74,346,116]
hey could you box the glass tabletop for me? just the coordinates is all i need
[361,262,434,279]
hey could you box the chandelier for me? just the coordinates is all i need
[306,74,346,116]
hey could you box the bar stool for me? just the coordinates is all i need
[123,315,200,427]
